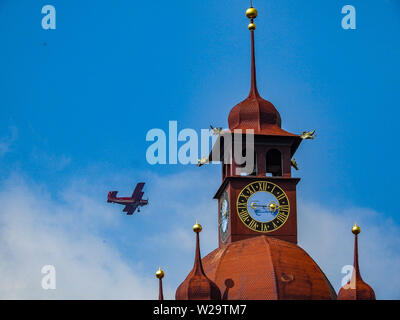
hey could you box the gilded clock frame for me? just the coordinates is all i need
[236,180,290,233]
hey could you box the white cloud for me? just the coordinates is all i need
[0,175,161,299]
[144,170,219,252]
[298,202,400,300]
[0,170,399,300]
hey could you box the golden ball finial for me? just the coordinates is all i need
[246,7,258,19]
[193,220,202,233]
[248,23,256,31]
[352,223,361,235]
[155,267,164,279]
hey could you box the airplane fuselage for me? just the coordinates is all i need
[108,198,148,206]
[107,183,148,215]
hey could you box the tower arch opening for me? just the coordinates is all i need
[266,149,282,177]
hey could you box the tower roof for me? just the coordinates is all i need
[337,224,376,300]
[175,222,222,300]
[227,6,298,138]
[208,6,302,164]
[201,235,337,300]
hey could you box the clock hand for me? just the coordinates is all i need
[250,201,278,213]
[250,202,269,209]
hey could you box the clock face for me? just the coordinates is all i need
[219,190,229,242]
[237,181,290,233]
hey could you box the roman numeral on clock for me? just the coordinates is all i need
[237,203,247,209]
[279,204,289,211]
[276,193,286,201]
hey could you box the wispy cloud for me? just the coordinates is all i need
[0,169,220,299]
[0,170,398,299]
[30,149,72,172]
[299,202,400,299]
[0,174,161,299]
[0,127,17,157]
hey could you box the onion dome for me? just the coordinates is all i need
[175,222,222,300]
[155,267,165,300]
[201,236,337,300]
[228,6,298,138]
[337,224,376,300]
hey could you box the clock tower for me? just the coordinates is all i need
[170,4,377,301]
[212,7,302,247]
[175,5,339,300]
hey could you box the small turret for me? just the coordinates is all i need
[337,224,376,300]
[175,221,221,300]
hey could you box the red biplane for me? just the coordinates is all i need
[107,182,148,215]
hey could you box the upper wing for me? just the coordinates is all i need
[131,182,145,200]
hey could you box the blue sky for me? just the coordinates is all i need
[0,0,399,299]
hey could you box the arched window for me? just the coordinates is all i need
[266,149,282,177]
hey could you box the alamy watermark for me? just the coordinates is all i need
[41,265,56,290]
[40,5,356,31]
[341,265,356,289]
[41,5,56,30]
[145,121,255,174]
[341,5,356,30]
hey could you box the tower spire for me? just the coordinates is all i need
[155,267,165,300]
[352,224,361,280]
[246,5,259,97]
[192,220,205,274]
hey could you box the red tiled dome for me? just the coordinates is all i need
[202,236,337,300]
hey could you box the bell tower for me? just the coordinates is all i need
[211,5,303,246]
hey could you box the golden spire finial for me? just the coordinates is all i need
[193,220,202,233]
[155,266,164,279]
[246,7,258,19]
[352,223,361,235]
[246,1,258,30]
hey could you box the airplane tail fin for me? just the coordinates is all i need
[107,191,118,202]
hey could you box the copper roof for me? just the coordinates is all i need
[202,236,337,300]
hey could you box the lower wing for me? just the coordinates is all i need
[123,204,138,215]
